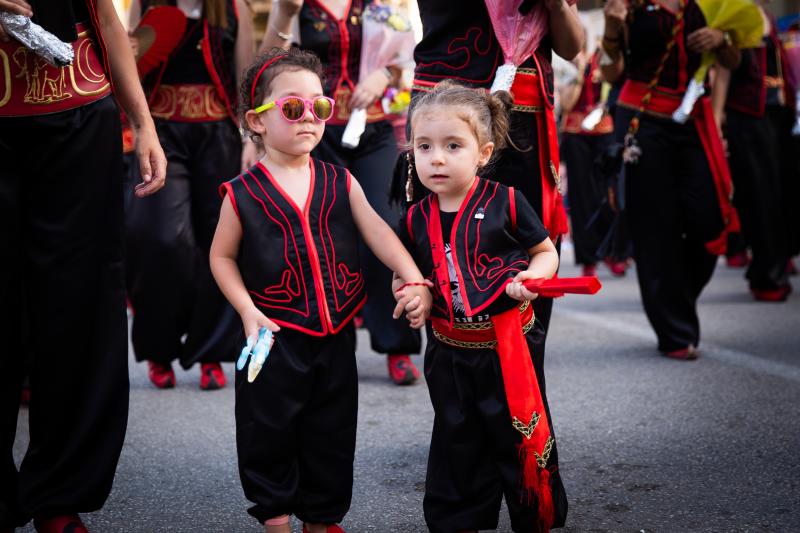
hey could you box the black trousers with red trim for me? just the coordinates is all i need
[422,325,567,533]
[725,109,790,291]
[0,96,129,527]
[313,120,422,355]
[560,132,616,266]
[125,119,241,368]
[617,108,723,352]
[235,324,357,525]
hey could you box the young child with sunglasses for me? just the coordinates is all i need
[209,48,431,533]
[394,80,565,532]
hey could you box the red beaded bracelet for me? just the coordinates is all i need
[394,281,428,293]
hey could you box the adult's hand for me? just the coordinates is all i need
[0,0,33,17]
[133,126,167,198]
[349,68,390,110]
[604,0,627,35]
[687,27,724,53]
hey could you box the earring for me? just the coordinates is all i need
[405,151,414,203]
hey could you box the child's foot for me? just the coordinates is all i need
[387,354,419,385]
[147,361,176,389]
[726,251,749,268]
[200,362,226,390]
[604,257,628,277]
[581,263,597,277]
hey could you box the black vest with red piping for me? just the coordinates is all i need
[405,179,531,324]
[220,159,366,336]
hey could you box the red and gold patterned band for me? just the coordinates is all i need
[149,83,228,122]
[430,301,534,349]
[0,23,111,117]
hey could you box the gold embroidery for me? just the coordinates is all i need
[536,436,554,468]
[13,48,72,105]
[511,103,543,113]
[314,21,327,32]
[0,50,10,108]
[512,412,540,439]
[432,304,535,350]
[549,161,561,193]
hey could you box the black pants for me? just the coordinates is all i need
[618,108,723,352]
[235,325,357,525]
[423,326,567,533]
[767,105,800,258]
[726,109,789,290]
[561,132,615,266]
[125,119,241,367]
[0,96,129,527]
[313,120,421,355]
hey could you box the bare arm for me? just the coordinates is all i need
[259,0,302,53]
[546,1,583,61]
[210,197,281,339]
[505,238,560,301]
[97,0,166,197]
[348,176,431,326]
[600,0,627,83]
[711,65,731,131]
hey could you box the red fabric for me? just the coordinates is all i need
[491,306,553,530]
[134,6,187,77]
[522,276,602,298]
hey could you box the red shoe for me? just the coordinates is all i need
[662,345,699,361]
[20,385,30,406]
[751,285,791,302]
[604,258,628,277]
[302,525,345,533]
[726,251,749,268]
[787,260,797,276]
[33,514,88,533]
[387,354,419,385]
[581,264,597,277]
[147,361,175,389]
[200,362,226,390]
[353,315,365,329]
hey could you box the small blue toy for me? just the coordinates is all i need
[237,327,273,382]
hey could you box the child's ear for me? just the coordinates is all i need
[478,141,495,167]
[244,109,266,137]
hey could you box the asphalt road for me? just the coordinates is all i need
[14,246,800,532]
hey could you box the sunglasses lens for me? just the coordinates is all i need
[313,97,333,120]
[280,97,306,121]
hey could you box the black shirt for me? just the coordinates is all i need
[161,18,212,85]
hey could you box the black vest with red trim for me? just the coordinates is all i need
[221,159,366,336]
[727,47,767,118]
[405,179,530,324]
[141,0,239,125]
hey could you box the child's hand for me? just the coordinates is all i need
[393,282,433,329]
[505,270,542,302]
[241,307,281,346]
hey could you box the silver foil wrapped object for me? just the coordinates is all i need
[0,13,74,67]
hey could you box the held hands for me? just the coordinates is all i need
[133,125,168,198]
[505,270,542,302]
[604,0,628,34]
[392,281,433,329]
[687,28,725,53]
[349,68,391,110]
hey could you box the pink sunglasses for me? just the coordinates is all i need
[254,96,336,122]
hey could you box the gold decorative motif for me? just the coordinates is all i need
[512,412,540,439]
[511,103,543,113]
[13,47,72,105]
[314,21,327,32]
[536,436,554,468]
[0,50,10,108]
[432,303,535,349]
[549,161,561,193]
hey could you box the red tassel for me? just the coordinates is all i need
[518,445,554,532]
[553,193,569,238]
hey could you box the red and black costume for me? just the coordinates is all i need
[560,50,617,267]
[221,158,365,524]
[616,0,739,352]
[400,178,567,533]
[0,0,129,528]
[725,43,791,294]
[411,0,568,412]
[125,0,242,369]
[296,0,421,356]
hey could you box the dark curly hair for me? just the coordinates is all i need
[239,47,325,143]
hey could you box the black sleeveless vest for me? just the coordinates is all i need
[727,47,767,118]
[141,0,239,125]
[222,159,366,335]
[405,179,531,324]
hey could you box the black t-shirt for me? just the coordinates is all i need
[31,0,89,42]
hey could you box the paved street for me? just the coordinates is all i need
[14,247,800,532]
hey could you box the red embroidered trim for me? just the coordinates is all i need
[219,182,240,218]
[508,186,517,234]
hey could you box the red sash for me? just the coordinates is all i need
[0,23,111,117]
[618,80,740,255]
[150,83,229,122]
